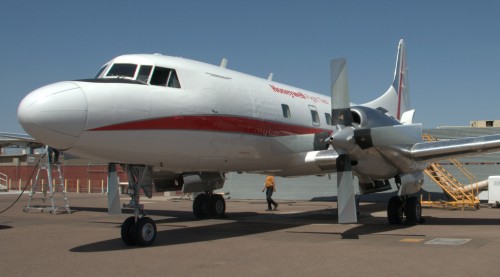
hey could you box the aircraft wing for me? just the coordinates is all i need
[0,132,44,148]
[410,134,500,162]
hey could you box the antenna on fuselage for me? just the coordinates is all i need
[268,73,273,81]
[220,58,228,68]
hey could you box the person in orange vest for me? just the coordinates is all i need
[262,175,278,211]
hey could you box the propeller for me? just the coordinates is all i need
[330,59,358,224]
[329,59,421,224]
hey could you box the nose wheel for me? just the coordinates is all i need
[121,216,157,246]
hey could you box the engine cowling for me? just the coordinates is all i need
[397,172,424,196]
[182,172,225,193]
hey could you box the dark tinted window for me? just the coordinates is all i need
[167,70,180,88]
[106,63,137,78]
[150,67,181,88]
[137,65,152,84]
[150,67,170,86]
[281,104,291,118]
[309,105,320,126]
[311,110,319,125]
[325,113,332,125]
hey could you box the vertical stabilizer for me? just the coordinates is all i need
[363,39,413,123]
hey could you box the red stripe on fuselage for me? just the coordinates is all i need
[88,115,331,137]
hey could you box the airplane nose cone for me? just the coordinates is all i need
[18,82,88,150]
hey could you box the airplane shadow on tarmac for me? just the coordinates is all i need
[0,224,13,230]
[68,200,500,253]
[70,208,311,252]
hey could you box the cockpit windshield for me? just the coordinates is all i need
[95,62,181,88]
[106,63,137,78]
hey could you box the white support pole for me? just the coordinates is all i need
[107,163,121,215]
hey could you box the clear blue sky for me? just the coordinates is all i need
[1,1,499,133]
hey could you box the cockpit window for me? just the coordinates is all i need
[106,63,137,78]
[150,66,181,88]
[96,62,181,88]
[94,64,108,78]
[137,65,152,84]
[167,70,180,88]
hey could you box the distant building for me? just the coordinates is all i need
[470,120,500,128]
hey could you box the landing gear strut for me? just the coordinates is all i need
[387,195,423,225]
[193,192,226,219]
[120,165,157,246]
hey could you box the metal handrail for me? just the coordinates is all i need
[422,134,480,209]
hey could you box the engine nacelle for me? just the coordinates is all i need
[182,172,225,193]
[152,171,183,192]
[397,172,424,196]
[359,179,392,194]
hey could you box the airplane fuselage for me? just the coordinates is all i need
[19,54,337,176]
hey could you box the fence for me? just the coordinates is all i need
[5,178,113,194]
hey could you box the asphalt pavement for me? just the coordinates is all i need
[1,192,500,276]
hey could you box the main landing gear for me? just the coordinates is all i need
[387,195,424,225]
[193,192,226,219]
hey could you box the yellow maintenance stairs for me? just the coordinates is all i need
[421,134,481,210]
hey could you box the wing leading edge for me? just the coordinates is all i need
[410,134,500,162]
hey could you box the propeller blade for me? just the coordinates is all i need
[331,59,353,126]
[107,163,122,215]
[336,154,357,223]
[330,59,358,223]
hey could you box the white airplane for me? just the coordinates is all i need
[17,39,500,246]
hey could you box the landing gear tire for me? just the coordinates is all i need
[404,196,422,226]
[121,216,157,246]
[208,194,226,218]
[121,216,137,246]
[387,196,404,224]
[133,217,157,246]
[193,194,209,219]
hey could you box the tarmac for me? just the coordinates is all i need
[2,192,500,276]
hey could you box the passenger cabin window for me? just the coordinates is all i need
[309,105,320,126]
[281,104,291,118]
[106,63,137,78]
[325,113,332,125]
[150,67,181,88]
